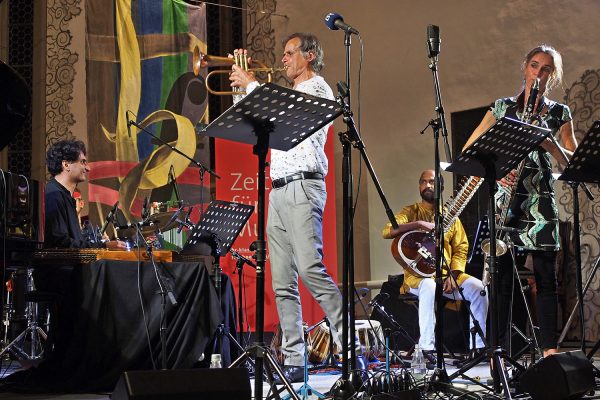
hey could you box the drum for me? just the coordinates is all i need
[269,323,286,365]
[3,268,50,341]
[307,323,339,365]
[270,321,338,365]
[355,319,385,361]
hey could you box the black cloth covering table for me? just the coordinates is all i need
[6,259,234,392]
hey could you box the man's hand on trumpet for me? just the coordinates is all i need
[229,49,257,90]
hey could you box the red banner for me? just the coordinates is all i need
[215,127,338,333]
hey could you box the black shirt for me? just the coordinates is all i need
[44,177,100,248]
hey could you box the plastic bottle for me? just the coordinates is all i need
[411,344,426,379]
[210,353,222,368]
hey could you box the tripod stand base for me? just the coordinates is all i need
[329,378,356,400]
[0,325,47,362]
[230,344,300,400]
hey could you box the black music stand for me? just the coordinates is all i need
[447,116,550,396]
[557,120,600,354]
[181,200,253,365]
[182,199,253,300]
[200,83,342,400]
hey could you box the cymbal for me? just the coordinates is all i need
[142,211,180,234]
[0,60,30,152]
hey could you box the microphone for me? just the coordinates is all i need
[324,12,359,35]
[177,206,193,234]
[368,292,390,307]
[354,287,370,304]
[164,203,184,231]
[99,201,119,235]
[169,164,181,202]
[524,78,540,121]
[427,24,440,58]
[115,220,155,230]
[141,196,149,221]
[126,110,133,137]
[230,249,257,268]
[497,226,526,234]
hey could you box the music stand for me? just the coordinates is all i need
[181,200,253,365]
[557,120,600,354]
[200,83,342,400]
[182,199,253,297]
[447,116,550,396]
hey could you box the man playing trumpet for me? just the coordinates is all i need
[230,33,363,383]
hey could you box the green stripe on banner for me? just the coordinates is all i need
[160,0,190,110]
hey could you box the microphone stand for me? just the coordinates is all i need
[424,29,452,385]
[548,135,594,351]
[230,249,256,348]
[134,221,178,370]
[334,29,357,399]
[332,55,402,400]
[128,119,220,218]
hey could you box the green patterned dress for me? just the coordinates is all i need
[491,94,572,251]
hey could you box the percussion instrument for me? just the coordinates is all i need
[307,322,339,365]
[355,319,385,361]
[33,249,173,264]
[270,321,340,366]
[270,323,286,365]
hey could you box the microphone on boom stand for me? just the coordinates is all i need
[100,201,119,236]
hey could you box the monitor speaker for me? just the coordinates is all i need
[112,368,251,400]
[516,350,594,400]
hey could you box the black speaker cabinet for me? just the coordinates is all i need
[516,350,594,400]
[112,368,251,400]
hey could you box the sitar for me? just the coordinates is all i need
[390,176,483,277]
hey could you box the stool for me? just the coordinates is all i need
[397,292,460,358]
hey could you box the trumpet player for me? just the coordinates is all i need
[463,45,577,357]
[230,33,365,383]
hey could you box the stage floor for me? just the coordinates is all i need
[0,351,598,399]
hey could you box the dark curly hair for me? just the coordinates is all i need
[46,139,87,177]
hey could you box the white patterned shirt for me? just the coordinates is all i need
[240,76,334,180]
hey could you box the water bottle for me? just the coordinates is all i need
[411,344,426,379]
[210,353,222,368]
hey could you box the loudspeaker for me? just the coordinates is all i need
[112,368,251,400]
[516,350,594,400]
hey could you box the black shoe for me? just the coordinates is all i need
[273,366,304,384]
[422,350,437,370]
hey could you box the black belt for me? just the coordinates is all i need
[271,172,324,189]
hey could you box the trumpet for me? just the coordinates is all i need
[192,47,286,96]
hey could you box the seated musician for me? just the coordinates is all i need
[38,140,126,361]
[382,169,488,364]
[44,139,126,249]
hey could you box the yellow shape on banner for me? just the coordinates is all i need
[118,110,197,219]
[100,0,141,162]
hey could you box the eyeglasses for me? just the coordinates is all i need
[71,158,88,166]
[283,48,301,58]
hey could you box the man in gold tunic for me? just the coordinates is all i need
[382,170,488,360]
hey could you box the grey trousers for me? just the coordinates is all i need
[267,178,344,366]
